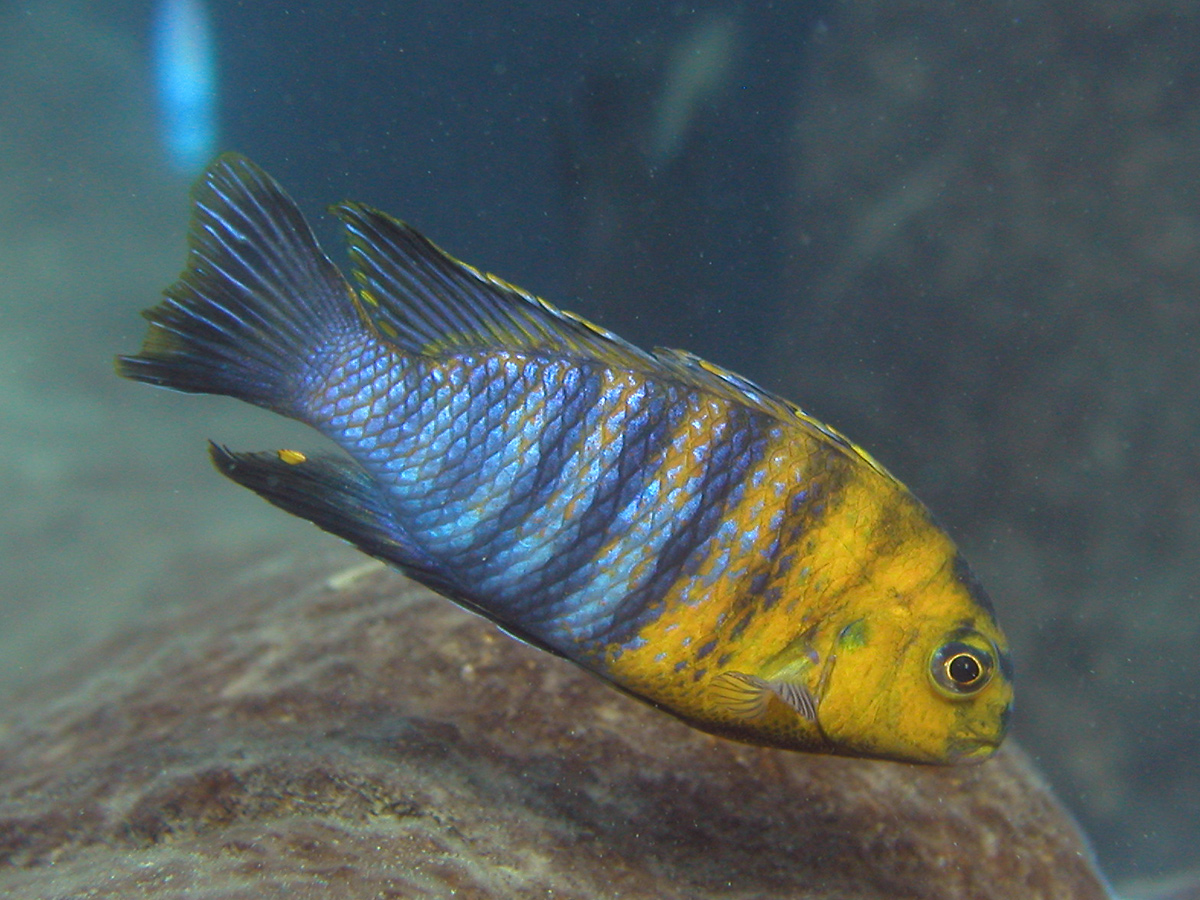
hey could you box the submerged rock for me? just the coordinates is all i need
[0,549,1109,899]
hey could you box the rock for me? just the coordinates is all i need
[0,549,1110,899]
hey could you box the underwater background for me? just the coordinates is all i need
[0,0,1197,892]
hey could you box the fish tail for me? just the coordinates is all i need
[115,153,360,416]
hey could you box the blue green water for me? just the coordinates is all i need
[1,0,1197,891]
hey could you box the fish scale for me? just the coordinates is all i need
[117,154,1014,764]
[327,322,744,646]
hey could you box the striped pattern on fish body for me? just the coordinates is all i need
[117,155,1013,765]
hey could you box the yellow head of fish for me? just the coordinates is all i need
[787,459,1015,764]
[808,552,1013,764]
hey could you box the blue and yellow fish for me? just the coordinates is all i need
[117,155,1013,764]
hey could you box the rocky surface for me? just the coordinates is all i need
[0,549,1109,899]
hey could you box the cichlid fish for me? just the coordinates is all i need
[117,155,1013,764]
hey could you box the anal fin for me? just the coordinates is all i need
[208,443,452,592]
[209,443,583,664]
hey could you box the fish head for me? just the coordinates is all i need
[813,552,1014,765]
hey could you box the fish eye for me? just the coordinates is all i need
[929,640,994,697]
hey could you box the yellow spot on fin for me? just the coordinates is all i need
[277,449,307,465]
[710,672,818,722]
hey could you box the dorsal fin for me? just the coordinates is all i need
[332,200,893,481]
[648,348,894,480]
[333,201,655,370]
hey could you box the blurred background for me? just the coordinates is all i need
[1,0,1198,891]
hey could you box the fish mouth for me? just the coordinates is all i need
[946,701,1012,763]
[945,737,1003,763]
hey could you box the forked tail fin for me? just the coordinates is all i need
[115,153,359,415]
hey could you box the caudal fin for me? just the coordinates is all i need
[116,154,359,415]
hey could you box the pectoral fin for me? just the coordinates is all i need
[769,679,818,722]
[710,672,818,723]
[710,672,773,720]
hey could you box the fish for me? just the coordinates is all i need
[116,154,1013,765]
[151,0,218,174]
